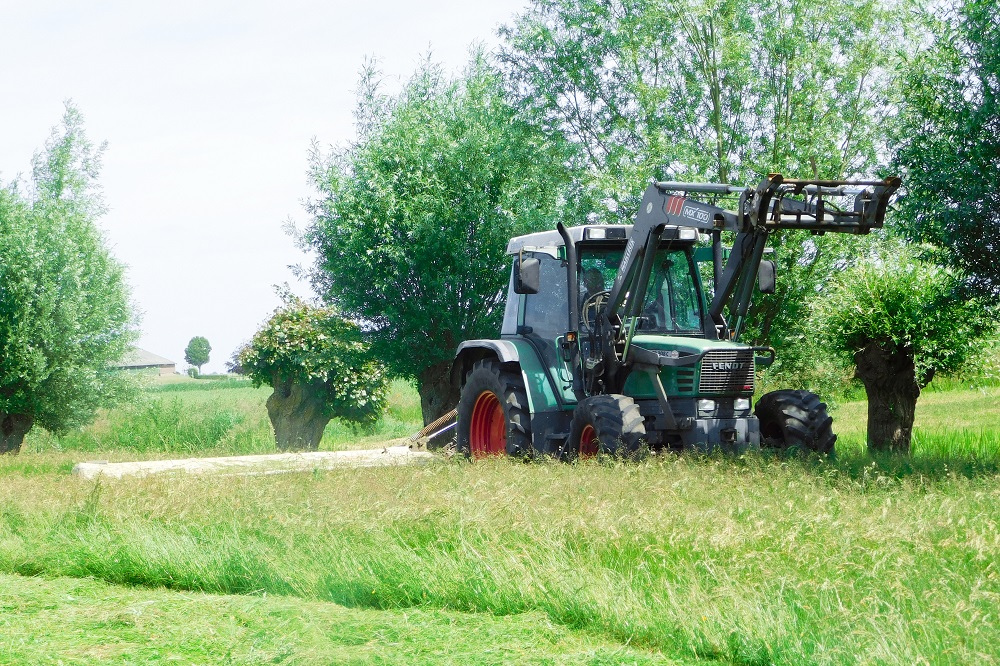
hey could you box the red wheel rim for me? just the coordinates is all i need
[470,391,506,458]
[579,424,598,457]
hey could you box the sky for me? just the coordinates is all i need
[0,0,529,373]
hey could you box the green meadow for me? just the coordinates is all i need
[1,377,998,664]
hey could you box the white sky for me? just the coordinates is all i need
[0,0,528,373]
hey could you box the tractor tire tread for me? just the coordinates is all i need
[755,389,836,455]
[457,359,532,458]
[568,394,646,459]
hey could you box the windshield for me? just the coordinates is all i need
[579,245,704,335]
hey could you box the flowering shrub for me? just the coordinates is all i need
[240,299,388,426]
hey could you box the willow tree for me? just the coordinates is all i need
[814,244,988,452]
[0,104,137,453]
[892,0,1000,297]
[303,55,582,424]
[239,298,389,451]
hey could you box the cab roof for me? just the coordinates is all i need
[506,224,698,255]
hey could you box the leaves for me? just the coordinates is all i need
[813,241,990,386]
[303,55,582,384]
[0,102,137,434]
[892,0,1000,296]
[499,0,910,367]
[500,0,902,209]
[239,299,389,425]
[184,336,211,370]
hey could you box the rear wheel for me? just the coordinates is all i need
[755,389,836,455]
[567,394,646,459]
[457,359,531,459]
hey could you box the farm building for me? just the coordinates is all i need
[115,348,177,376]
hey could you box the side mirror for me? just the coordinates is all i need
[757,260,776,294]
[514,257,540,294]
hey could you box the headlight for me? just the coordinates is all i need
[734,398,751,411]
[697,399,716,414]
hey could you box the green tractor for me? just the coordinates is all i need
[452,174,899,459]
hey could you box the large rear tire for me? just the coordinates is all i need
[755,389,836,455]
[567,394,646,459]
[457,359,531,459]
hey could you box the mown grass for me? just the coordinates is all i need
[4,378,1000,664]
[0,573,676,665]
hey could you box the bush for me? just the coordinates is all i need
[239,298,389,450]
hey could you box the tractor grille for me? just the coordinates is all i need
[699,349,755,393]
[676,368,696,392]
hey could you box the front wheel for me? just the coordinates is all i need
[567,394,646,459]
[456,359,531,459]
[755,389,836,455]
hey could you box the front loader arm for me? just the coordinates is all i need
[665,174,902,341]
[587,173,899,389]
[602,181,747,342]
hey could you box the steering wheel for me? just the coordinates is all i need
[580,290,610,331]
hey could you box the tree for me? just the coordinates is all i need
[225,345,246,375]
[0,103,137,454]
[812,243,989,452]
[239,298,389,450]
[500,0,901,209]
[184,336,211,375]
[892,0,1000,296]
[303,55,582,425]
[499,0,909,366]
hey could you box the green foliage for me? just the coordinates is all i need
[303,55,582,386]
[239,299,388,426]
[0,102,137,435]
[224,345,246,375]
[184,336,211,372]
[813,242,989,385]
[500,0,903,211]
[892,0,1000,296]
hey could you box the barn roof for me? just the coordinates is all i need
[116,347,176,368]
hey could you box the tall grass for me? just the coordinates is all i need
[21,378,425,457]
[22,388,274,456]
[150,377,255,393]
[0,456,997,664]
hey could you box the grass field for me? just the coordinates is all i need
[2,377,999,664]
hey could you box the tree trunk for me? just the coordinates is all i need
[265,378,331,451]
[417,360,460,427]
[0,413,34,455]
[854,343,920,454]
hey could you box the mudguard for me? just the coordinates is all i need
[453,339,565,415]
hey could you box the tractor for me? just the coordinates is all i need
[452,174,900,458]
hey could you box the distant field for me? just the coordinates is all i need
[21,376,425,459]
[3,378,999,664]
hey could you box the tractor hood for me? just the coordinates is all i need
[624,335,758,398]
[629,335,753,357]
